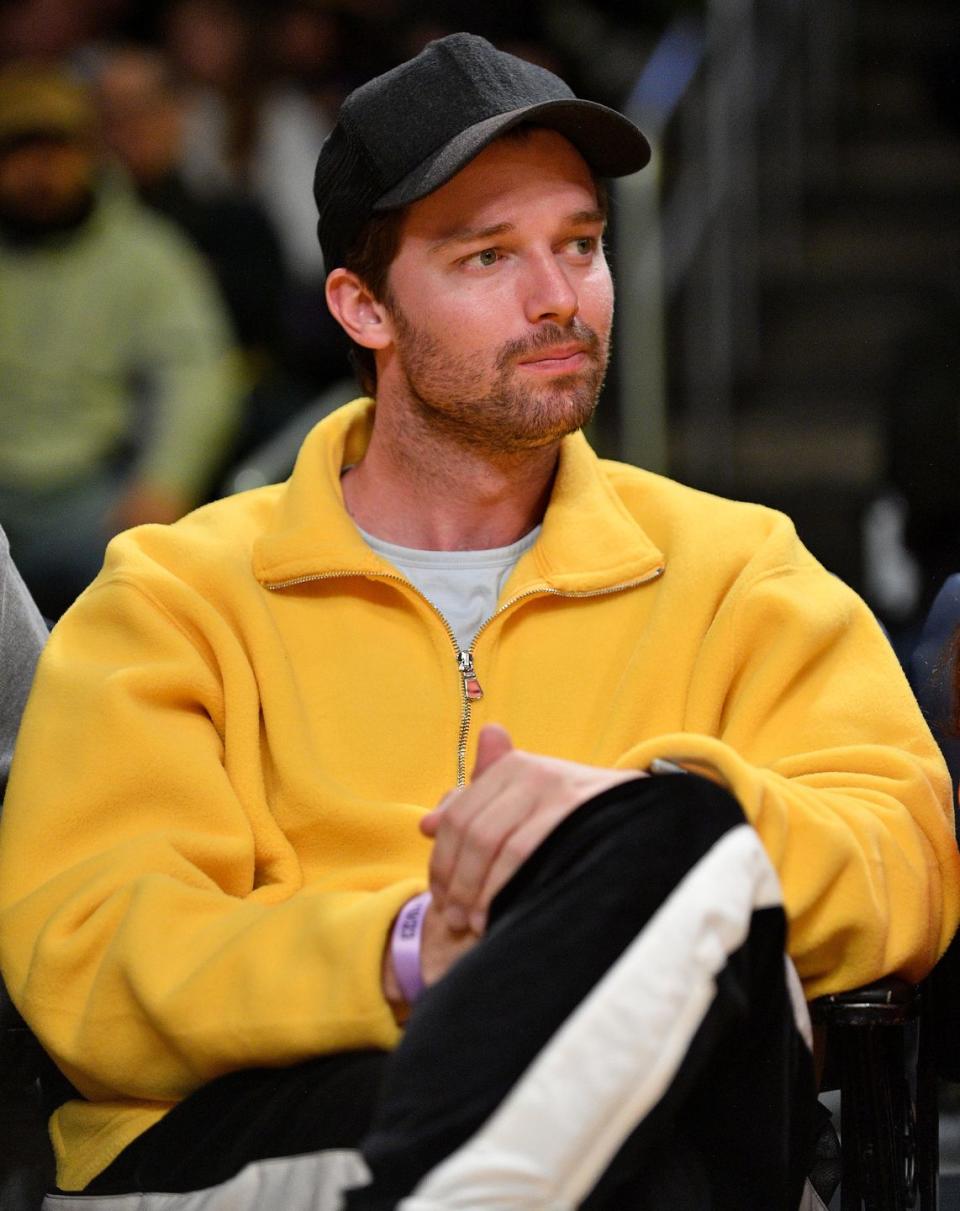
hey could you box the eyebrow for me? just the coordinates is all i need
[427,209,607,253]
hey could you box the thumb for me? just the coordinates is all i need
[419,788,460,837]
[472,723,514,782]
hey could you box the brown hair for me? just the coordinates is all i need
[341,207,407,397]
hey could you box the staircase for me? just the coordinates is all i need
[679,0,960,613]
[736,6,960,1195]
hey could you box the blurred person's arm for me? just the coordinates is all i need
[112,215,245,530]
[0,527,47,796]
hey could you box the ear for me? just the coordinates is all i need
[325,268,394,351]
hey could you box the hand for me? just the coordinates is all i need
[382,899,478,1022]
[106,481,190,535]
[420,724,644,936]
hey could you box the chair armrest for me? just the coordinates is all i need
[810,976,920,1027]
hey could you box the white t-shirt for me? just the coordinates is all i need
[357,525,541,652]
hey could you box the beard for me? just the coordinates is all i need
[388,304,610,455]
[0,183,95,246]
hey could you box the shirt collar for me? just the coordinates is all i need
[253,398,664,593]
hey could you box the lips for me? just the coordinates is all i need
[517,345,591,370]
[496,322,601,373]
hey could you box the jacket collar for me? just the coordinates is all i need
[253,398,664,594]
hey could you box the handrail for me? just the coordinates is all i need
[612,18,706,475]
[613,0,845,487]
[626,18,706,137]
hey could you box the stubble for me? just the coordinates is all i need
[388,304,610,456]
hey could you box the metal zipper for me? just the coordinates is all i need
[265,563,665,787]
[451,565,665,783]
[265,569,477,787]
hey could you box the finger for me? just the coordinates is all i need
[427,762,514,918]
[419,901,481,987]
[428,747,522,917]
[471,723,514,781]
[427,786,484,911]
[469,804,568,933]
[420,788,461,837]
[428,757,514,908]
[440,778,537,932]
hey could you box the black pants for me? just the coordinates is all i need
[81,774,815,1210]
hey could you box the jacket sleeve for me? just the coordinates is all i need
[0,571,415,1103]
[624,520,960,999]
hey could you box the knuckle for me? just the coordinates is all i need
[506,750,530,776]
[435,811,470,851]
[440,798,469,830]
[503,832,532,865]
[429,847,453,886]
[461,823,497,865]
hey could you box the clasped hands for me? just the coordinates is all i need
[408,724,643,993]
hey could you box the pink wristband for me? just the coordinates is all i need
[390,892,431,1005]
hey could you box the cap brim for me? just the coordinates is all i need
[374,98,651,211]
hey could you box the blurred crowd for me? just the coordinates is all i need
[0,0,679,619]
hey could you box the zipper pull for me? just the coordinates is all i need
[457,650,484,701]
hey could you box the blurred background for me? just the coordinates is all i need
[0,0,957,655]
[1,4,960,1206]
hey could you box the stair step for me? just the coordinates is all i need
[803,211,960,285]
[855,0,960,60]
[672,407,883,490]
[754,289,936,392]
[853,67,938,126]
[737,419,881,488]
[836,135,960,198]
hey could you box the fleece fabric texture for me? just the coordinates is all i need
[71,777,814,1210]
[0,397,957,1190]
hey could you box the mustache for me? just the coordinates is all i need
[495,320,601,370]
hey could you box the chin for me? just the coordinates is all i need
[500,404,598,451]
[521,379,601,428]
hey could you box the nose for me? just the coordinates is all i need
[521,250,579,326]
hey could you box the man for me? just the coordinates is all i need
[0,63,240,618]
[93,43,355,457]
[0,34,958,1211]
[93,45,288,366]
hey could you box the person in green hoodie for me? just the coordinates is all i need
[0,63,241,618]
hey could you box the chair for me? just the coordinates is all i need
[811,977,936,1210]
[804,574,960,1210]
[0,979,56,1210]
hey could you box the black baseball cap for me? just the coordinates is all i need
[313,32,651,272]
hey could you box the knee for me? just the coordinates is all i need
[570,769,747,859]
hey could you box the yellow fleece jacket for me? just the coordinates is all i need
[1,399,958,1190]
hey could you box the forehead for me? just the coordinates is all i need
[397,128,600,246]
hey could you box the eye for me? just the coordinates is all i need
[571,236,596,256]
[471,248,500,268]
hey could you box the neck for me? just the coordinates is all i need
[342,394,560,551]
